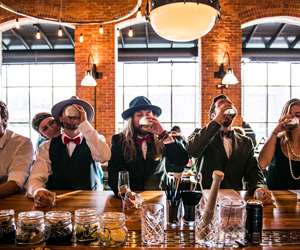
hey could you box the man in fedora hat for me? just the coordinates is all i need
[188,94,272,204]
[108,96,189,196]
[28,96,111,207]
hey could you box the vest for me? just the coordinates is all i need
[46,136,101,190]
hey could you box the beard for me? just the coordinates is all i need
[222,118,233,128]
[62,122,78,130]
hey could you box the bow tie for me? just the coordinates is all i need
[136,134,153,145]
[63,136,81,145]
[220,130,234,139]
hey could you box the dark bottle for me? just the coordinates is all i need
[245,199,263,245]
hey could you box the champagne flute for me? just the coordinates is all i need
[118,171,130,211]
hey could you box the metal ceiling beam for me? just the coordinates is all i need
[243,25,258,48]
[291,35,300,48]
[10,28,30,50]
[62,26,74,48]
[33,24,54,50]
[119,29,125,48]
[243,48,300,61]
[2,41,8,50]
[266,23,287,48]
[118,47,198,61]
[145,22,149,48]
[2,49,74,63]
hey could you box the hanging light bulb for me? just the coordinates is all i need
[99,25,104,35]
[116,28,120,37]
[136,7,142,20]
[79,33,84,43]
[58,26,63,37]
[36,29,41,39]
[128,27,133,37]
[15,18,20,29]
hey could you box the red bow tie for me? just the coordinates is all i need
[63,136,81,145]
[136,135,152,145]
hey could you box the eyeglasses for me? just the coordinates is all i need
[41,119,56,132]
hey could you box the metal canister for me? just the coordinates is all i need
[245,199,263,245]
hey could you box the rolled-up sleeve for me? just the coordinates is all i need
[27,141,51,197]
[79,121,111,163]
[7,138,34,188]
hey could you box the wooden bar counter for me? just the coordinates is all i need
[0,190,300,249]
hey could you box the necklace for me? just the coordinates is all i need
[286,142,300,180]
[287,140,300,158]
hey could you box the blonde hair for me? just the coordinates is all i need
[279,98,300,142]
[120,117,164,162]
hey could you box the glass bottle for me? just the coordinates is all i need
[45,211,73,244]
[0,209,16,243]
[74,208,99,242]
[99,212,128,247]
[16,211,44,245]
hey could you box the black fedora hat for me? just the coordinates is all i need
[51,96,94,122]
[122,96,162,120]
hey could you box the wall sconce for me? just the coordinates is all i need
[81,54,103,86]
[214,52,239,92]
[80,53,103,129]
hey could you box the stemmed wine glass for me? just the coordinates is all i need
[118,171,130,212]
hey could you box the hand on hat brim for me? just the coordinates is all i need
[73,104,87,123]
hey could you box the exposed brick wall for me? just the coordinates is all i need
[1,0,300,140]
[75,24,116,142]
[201,0,242,126]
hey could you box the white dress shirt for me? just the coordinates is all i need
[27,121,111,196]
[0,129,34,188]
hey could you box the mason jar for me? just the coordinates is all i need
[45,211,73,244]
[16,211,44,245]
[99,212,127,247]
[0,209,16,243]
[74,208,99,242]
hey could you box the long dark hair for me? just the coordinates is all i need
[120,117,164,162]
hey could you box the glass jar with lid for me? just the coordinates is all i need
[99,212,128,247]
[0,209,16,243]
[74,208,99,242]
[45,211,73,244]
[16,211,44,245]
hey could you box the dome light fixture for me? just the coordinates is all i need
[148,0,220,42]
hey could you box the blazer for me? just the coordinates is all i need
[188,121,265,193]
[108,133,189,195]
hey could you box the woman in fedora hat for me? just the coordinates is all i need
[108,96,189,196]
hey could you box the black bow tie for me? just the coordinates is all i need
[220,130,234,138]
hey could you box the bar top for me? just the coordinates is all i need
[0,190,300,249]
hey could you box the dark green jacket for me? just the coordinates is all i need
[187,121,265,193]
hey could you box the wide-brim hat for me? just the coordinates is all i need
[122,96,161,120]
[51,96,94,122]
